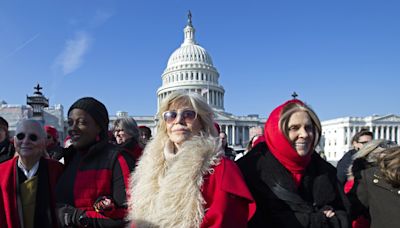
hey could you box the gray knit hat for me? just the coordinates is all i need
[68,97,109,140]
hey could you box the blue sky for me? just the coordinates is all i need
[1,0,399,121]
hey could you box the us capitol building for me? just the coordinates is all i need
[1,12,400,158]
[114,12,266,148]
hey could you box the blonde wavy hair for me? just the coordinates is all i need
[156,91,218,144]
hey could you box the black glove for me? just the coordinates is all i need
[56,204,87,227]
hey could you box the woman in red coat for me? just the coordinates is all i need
[127,91,255,228]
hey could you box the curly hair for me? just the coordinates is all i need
[378,146,400,188]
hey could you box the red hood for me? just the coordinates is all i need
[264,99,312,176]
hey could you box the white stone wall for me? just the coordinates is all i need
[322,115,400,162]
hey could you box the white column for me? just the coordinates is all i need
[397,126,400,143]
[386,126,390,141]
[391,126,396,141]
[242,126,246,146]
[246,126,250,144]
[380,126,384,139]
[210,90,214,105]
[232,125,236,146]
[228,125,232,145]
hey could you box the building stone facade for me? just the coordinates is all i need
[321,114,400,162]
[0,102,65,141]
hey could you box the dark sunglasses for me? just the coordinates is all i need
[162,110,197,124]
[16,133,39,142]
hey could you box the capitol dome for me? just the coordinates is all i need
[157,12,225,112]
[166,44,213,68]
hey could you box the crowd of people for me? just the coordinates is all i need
[0,92,399,228]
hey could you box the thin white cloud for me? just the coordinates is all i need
[54,31,92,75]
[0,33,40,63]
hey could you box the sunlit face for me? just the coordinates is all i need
[287,111,315,157]
[14,121,45,160]
[68,109,101,150]
[114,127,132,144]
[165,101,202,148]
[354,135,373,150]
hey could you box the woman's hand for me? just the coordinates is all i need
[322,209,335,218]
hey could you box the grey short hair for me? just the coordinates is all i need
[15,119,46,140]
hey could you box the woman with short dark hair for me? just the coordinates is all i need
[113,117,142,162]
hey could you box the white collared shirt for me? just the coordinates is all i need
[17,159,39,180]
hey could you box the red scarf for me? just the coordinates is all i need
[264,99,312,187]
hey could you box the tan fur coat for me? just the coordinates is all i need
[127,135,222,228]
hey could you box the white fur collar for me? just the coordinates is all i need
[127,135,222,228]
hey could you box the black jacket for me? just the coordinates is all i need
[348,166,400,228]
[336,149,357,186]
[0,139,15,163]
[237,142,349,228]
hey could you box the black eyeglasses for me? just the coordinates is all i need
[162,110,197,124]
[358,141,370,145]
[16,133,39,142]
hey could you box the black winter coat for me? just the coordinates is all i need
[237,142,350,228]
[0,139,15,163]
[348,166,400,228]
[336,149,357,186]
